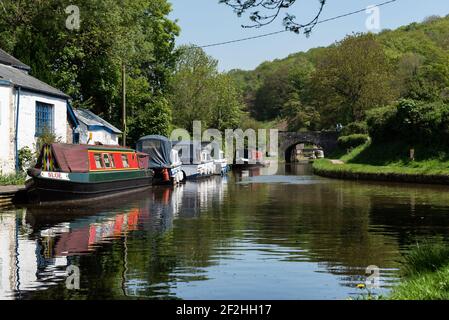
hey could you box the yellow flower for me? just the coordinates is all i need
[357,284,366,289]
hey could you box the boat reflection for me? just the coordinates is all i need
[0,178,228,299]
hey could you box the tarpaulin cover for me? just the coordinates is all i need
[36,143,89,173]
[137,135,173,169]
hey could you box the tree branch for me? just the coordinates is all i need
[219,0,326,36]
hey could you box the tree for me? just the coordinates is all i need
[220,0,326,36]
[308,33,397,127]
[0,0,179,143]
[170,45,243,132]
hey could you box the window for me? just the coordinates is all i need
[103,154,112,168]
[103,154,115,168]
[121,154,129,168]
[94,154,103,169]
[35,102,54,136]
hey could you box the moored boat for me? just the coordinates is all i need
[136,135,184,185]
[26,143,153,204]
[172,141,215,180]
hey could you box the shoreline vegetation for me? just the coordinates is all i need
[0,173,26,187]
[313,142,449,186]
[389,243,449,300]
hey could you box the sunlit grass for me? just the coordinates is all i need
[0,173,27,186]
[314,141,449,177]
[389,243,449,300]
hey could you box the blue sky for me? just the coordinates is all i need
[169,0,449,71]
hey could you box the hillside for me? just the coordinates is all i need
[229,14,449,130]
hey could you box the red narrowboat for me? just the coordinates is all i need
[26,143,153,203]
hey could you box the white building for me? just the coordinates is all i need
[74,108,122,145]
[0,48,78,174]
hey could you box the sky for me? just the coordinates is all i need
[169,0,449,71]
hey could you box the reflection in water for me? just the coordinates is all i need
[2,165,449,299]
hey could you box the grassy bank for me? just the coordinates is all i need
[0,173,27,186]
[313,141,449,184]
[389,243,449,300]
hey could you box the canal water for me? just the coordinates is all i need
[1,163,449,300]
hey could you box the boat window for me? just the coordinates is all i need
[94,154,103,168]
[122,154,130,168]
[103,154,112,168]
[103,154,115,168]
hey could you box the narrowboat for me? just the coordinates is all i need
[136,135,184,185]
[26,144,153,203]
[172,141,215,180]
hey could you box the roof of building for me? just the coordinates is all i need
[0,48,31,71]
[74,109,122,134]
[0,64,69,99]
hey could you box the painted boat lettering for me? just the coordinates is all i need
[40,171,71,181]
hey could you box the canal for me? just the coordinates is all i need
[1,163,449,300]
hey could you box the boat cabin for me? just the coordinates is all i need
[34,144,148,173]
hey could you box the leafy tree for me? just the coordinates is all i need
[0,0,179,143]
[171,45,243,132]
[309,33,396,127]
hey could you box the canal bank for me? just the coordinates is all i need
[313,159,449,185]
[0,185,26,207]
[313,142,449,186]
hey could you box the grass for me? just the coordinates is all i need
[389,243,449,300]
[313,140,449,180]
[0,173,27,186]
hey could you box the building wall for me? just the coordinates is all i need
[15,90,68,153]
[0,84,14,174]
[78,123,119,146]
[0,87,69,174]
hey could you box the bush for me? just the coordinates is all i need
[337,134,370,149]
[18,147,34,172]
[366,99,449,146]
[341,121,368,136]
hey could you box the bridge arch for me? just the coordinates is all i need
[278,131,339,162]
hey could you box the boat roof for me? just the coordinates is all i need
[35,143,137,173]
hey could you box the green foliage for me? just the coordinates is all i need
[389,242,449,300]
[0,173,26,186]
[229,16,449,130]
[340,122,368,136]
[18,147,34,172]
[0,0,179,144]
[170,45,243,132]
[367,99,449,146]
[309,33,396,127]
[401,242,449,277]
[337,134,370,150]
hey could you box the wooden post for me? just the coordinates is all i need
[122,63,127,147]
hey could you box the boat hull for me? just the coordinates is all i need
[27,170,153,204]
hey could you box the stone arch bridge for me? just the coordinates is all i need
[278,131,339,162]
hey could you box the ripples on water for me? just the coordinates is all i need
[1,164,449,300]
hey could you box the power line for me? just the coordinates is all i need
[198,0,398,48]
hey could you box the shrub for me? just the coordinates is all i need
[366,99,449,146]
[337,134,370,149]
[341,121,368,136]
[18,146,34,172]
